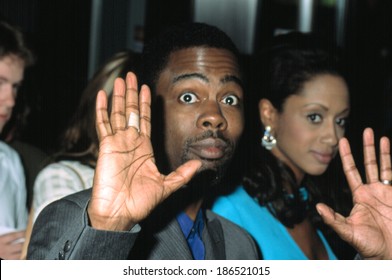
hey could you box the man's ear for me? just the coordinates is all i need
[258,99,278,128]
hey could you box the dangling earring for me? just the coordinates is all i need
[261,126,276,150]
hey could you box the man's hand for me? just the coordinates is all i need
[0,230,25,260]
[87,72,201,231]
[317,128,392,259]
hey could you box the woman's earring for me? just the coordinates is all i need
[261,126,276,150]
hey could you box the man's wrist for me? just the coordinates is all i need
[87,204,136,231]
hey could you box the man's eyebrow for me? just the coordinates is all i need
[172,73,243,88]
[221,75,243,88]
[172,73,208,84]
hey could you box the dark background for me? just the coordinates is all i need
[1,0,391,160]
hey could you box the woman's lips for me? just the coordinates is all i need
[312,151,333,164]
[189,138,227,160]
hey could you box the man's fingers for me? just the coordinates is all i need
[162,160,202,198]
[316,203,352,242]
[95,90,111,140]
[380,136,392,183]
[139,84,152,138]
[110,78,127,131]
[125,72,140,133]
[363,128,379,183]
[339,137,363,192]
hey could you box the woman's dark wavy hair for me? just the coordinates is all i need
[243,32,352,229]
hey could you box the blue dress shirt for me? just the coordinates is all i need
[176,210,205,260]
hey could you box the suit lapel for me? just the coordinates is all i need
[131,208,226,259]
[151,218,193,259]
[149,211,226,259]
[203,211,226,260]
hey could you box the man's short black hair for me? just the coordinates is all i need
[140,22,241,93]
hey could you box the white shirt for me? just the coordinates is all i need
[32,160,94,221]
[0,141,28,234]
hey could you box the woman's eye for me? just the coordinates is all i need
[222,95,239,106]
[307,113,322,123]
[336,117,347,127]
[179,92,198,104]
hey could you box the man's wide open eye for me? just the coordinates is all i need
[222,94,240,106]
[179,92,198,104]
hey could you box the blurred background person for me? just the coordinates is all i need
[32,50,139,220]
[0,19,34,259]
[20,50,139,258]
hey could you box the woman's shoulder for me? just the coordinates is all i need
[35,160,94,184]
[39,160,93,173]
[215,185,252,204]
[212,186,258,217]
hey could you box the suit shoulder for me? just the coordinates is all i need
[206,210,246,234]
[206,210,259,259]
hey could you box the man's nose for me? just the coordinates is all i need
[197,101,228,131]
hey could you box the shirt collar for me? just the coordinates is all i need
[176,209,204,239]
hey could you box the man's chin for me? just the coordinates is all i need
[193,168,222,186]
[197,157,228,171]
[180,153,231,186]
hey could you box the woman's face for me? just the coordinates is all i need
[268,74,350,183]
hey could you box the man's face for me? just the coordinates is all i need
[155,47,244,176]
[0,55,24,133]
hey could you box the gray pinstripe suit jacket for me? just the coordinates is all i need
[27,189,259,260]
